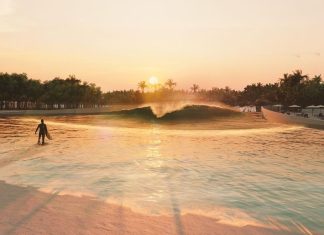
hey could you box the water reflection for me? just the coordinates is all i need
[0,116,323,234]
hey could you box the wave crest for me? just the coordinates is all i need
[108,105,240,122]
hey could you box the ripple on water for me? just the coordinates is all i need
[0,116,323,234]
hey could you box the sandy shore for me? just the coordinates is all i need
[0,181,304,235]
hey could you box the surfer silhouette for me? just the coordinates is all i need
[35,119,48,145]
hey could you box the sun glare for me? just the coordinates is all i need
[149,76,159,85]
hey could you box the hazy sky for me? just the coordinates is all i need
[0,0,323,91]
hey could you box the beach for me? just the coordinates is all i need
[0,181,300,235]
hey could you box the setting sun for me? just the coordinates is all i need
[149,76,159,86]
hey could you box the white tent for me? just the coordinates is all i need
[306,105,319,116]
[316,105,324,115]
[306,105,318,109]
[273,104,283,111]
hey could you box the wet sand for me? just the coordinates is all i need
[0,181,302,235]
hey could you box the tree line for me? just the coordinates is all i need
[0,73,102,109]
[108,70,324,107]
[0,70,323,110]
[238,70,324,107]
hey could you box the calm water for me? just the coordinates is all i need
[0,106,323,234]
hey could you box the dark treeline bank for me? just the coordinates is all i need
[0,70,323,110]
[0,74,102,109]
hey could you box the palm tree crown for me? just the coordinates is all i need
[191,84,199,93]
[165,79,177,90]
[138,81,147,93]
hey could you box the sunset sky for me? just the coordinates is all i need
[0,0,323,91]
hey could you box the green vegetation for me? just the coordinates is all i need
[238,70,324,106]
[0,70,323,110]
[0,73,102,109]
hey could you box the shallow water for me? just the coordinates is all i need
[0,108,323,234]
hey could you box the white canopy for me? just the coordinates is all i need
[289,105,301,108]
[273,104,283,107]
[306,105,319,109]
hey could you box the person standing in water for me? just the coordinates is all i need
[35,119,48,145]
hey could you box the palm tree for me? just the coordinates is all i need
[165,79,177,90]
[279,70,309,105]
[138,81,147,93]
[191,84,199,93]
[313,75,322,83]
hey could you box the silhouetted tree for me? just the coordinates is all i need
[138,81,147,93]
[165,79,177,90]
[0,73,102,109]
[278,70,308,105]
[1,70,323,109]
[191,84,199,93]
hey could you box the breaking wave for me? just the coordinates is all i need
[107,105,241,122]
